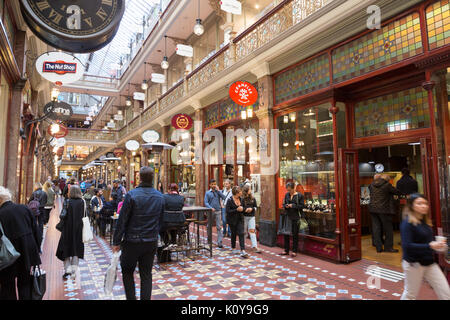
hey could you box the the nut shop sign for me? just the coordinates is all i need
[172,114,193,130]
[229,81,258,106]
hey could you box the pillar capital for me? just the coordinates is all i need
[422,80,436,91]
[251,62,271,79]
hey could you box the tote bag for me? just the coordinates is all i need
[82,199,93,243]
[30,265,46,300]
[0,222,21,271]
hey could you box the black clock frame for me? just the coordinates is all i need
[20,0,125,53]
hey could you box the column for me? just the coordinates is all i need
[194,108,206,206]
[254,72,277,247]
[160,124,170,191]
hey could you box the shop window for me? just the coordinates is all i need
[278,104,336,240]
[0,73,9,185]
[354,87,431,138]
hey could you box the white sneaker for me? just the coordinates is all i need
[72,266,81,289]
[240,251,249,258]
[66,265,72,275]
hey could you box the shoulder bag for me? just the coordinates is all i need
[0,222,21,271]
[296,194,309,231]
[55,199,69,232]
[82,199,93,243]
[30,265,46,300]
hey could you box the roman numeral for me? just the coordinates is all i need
[96,7,108,21]
[102,0,113,6]
[36,1,50,11]
[48,9,63,24]
[84,17,93,28]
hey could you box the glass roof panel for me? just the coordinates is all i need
[75,0,162,79]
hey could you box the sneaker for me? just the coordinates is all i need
[254,248,262,254]
[218,244,223,249]
[240,251,249,258]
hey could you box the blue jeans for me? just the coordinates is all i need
[221,208,231,236]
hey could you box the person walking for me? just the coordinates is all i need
[112,167,165,300]
[221,180,232,238]
[368,173,402,253]
[205,179,227,248]
[90,189,106,237]
[242,184,261,254]
[0,186,42,300]
[97,179,106,190]
[110,180,124,211]
[400,194,450,300]
[56,185,86,288]
[42,181,55,227]
[63,179,76,199]
[280,182,304,257]
[29,182,48,244]
[396,168,419,197]
[226,186,248,258]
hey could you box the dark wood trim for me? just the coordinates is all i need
[272,96,331,116]
[0,18,19,84]
[351,129,432,149]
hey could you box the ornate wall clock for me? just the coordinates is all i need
[20,0,125,53]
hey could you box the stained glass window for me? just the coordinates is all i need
[426,0,450,50]
[354,87,430,138]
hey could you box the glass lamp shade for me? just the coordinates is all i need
[194,19,204,36]
[84,120,90,125]
[241,110,247,120]
[161,56,169,69]
[126,97,132,106]
[141,80,148,90]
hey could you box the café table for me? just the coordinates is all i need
[182,206,214,258]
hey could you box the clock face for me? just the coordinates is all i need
[20,0,125,53]
[375,163,384,173]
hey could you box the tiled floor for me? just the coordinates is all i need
[42,197,438,300]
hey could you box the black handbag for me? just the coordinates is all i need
[30,265,46,300]
[56,199,69,232]
[162,210,186,231]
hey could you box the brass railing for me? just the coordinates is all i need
[66,129,117,142]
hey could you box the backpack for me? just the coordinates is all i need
[28,200,40,216]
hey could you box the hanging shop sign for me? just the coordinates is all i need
[133,92,146,101]
[125,140,140,151]
[142,130,160,143]
[44,101,73,121]
[176,44,194,57]
[229,81,258,107]
[171,114,193,130]
[113,148,125,157]
[20,0,125,53]
[220,0,242,15]
[35,52,84,85]
[151,73,166,84]
[47,124,68,139]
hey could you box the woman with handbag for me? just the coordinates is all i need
[0,186,41,300]
[242,185,261,254]
[42,181,55,227]
[90,189,105,236]
[226,186,248,258]
[56,185,85,287]
[279,182,305,257]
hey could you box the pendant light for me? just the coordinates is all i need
[193,0,204,36]
[161,35,169,70]
[125,82,132,106]
[141,62,149,90]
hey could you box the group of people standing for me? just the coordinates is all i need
[204,179,261,259]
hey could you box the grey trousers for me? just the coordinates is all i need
[213,210,223,246]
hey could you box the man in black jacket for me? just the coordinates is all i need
[368,174,402,253]
[112,167,164,300]
[396,168,418,196]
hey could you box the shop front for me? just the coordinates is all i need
[271,0,450,272]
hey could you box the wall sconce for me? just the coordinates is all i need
[290,112,296,122]
[283,116,289,124]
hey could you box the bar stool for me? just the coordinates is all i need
[193,219,209,257]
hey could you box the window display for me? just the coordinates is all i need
[277,104,337,239]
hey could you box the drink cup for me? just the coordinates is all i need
[435,236,446,244]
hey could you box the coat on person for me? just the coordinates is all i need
[45,187,56,208]
[396,175,419,196]
[226,196,244,226]
[368,178,401,214]
[162,193,185,212]
[30,188,48,213]
[282,192,304,221]
[0,201,42,274]
[56,198,85,261]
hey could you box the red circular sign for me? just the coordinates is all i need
[229,81,258,106]
[172,114,193,130]
[47,124,68,138]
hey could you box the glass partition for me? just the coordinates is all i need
[277,104,337,239]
